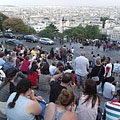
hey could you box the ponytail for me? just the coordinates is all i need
[8,78,32,109]
[8,93,19,109]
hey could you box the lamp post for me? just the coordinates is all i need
[62,17,65,44]
[0,16,3,32]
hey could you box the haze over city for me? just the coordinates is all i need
[0,0,120,6]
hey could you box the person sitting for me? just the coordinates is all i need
[103,77,117,100]
[45,89,77,120]
[6,79,42,120]
[21,56,30,75]
[76,79,100,120]
[28,64,39,89]
[0,67,18,102]
[104,89,120,120]
[49,62,57,76]
[0,52,5,67]
[39,62,51,93]
[49,72,75,103]
[3,56,14,73]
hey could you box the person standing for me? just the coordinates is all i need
[113,60,120,81]
[102,57,112,89]
[71,47,74,55]
[75,51,89,89]
[50,47,55,63]
[88,57,105,85]
[62,45,67,64]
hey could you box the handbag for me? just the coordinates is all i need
[92,66,102,81]
[35,100,46,120]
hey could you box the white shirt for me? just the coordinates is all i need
[71,48,74,54]
[113,63,120,73]
[49,65,57,76]
[76,95,98,120]
[75,56,89,76]
[104,63,112,78]
[103,82,115,99]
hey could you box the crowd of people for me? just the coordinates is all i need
[0,42,120,120]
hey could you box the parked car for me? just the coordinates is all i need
[82,40,90,46]
[39,38,54,45]
[16,35,24,40]
[24,35,38,43]
[5,39,23,48]
[4,33,15,38]
[0,33,3,38]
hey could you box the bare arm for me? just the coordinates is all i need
[112,91,117,96]
[27,100,42,115]
[50,73,63,82]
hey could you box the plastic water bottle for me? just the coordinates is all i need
[116,82,119,87]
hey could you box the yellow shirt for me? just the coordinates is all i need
[41,54,46,59]
[31,50,36,58]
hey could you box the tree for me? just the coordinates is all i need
[0,13,8,31]
[38,23,59,39]
[85,25,101,39]
[63,25,101,40]
[3,18,29,34]
[28,27,36,34]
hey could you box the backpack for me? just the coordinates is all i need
[62,48,67,56]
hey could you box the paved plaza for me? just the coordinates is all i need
[1,38,120,111]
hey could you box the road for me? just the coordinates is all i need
[1,38,120,64]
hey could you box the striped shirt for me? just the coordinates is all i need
[105,101,120,120]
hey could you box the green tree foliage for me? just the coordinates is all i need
[85,25,101,39]
[63,25,101,39]
[0,13,8,31]
[3,18,29,34]
[28,27,36,34]
[38,23,59,39]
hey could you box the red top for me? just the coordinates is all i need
[73,74,77,83]
[110,44,112,48]
[112,99,118,102]
[21,59,30,72]
[28,72,39,86]
[18,49,21,53]
[103,44,106,47]
[60,48,62,56]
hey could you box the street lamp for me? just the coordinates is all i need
[61,17,65,44]
[0,16,3,32]
[62,17,65,33]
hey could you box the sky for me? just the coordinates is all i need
[0,0,120,6]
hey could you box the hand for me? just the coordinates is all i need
[35,96,43,101]
[30,90,35,100]
[69,103,76,112]
[70,82,76,91]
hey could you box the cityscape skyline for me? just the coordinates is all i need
[0,0,120,6]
